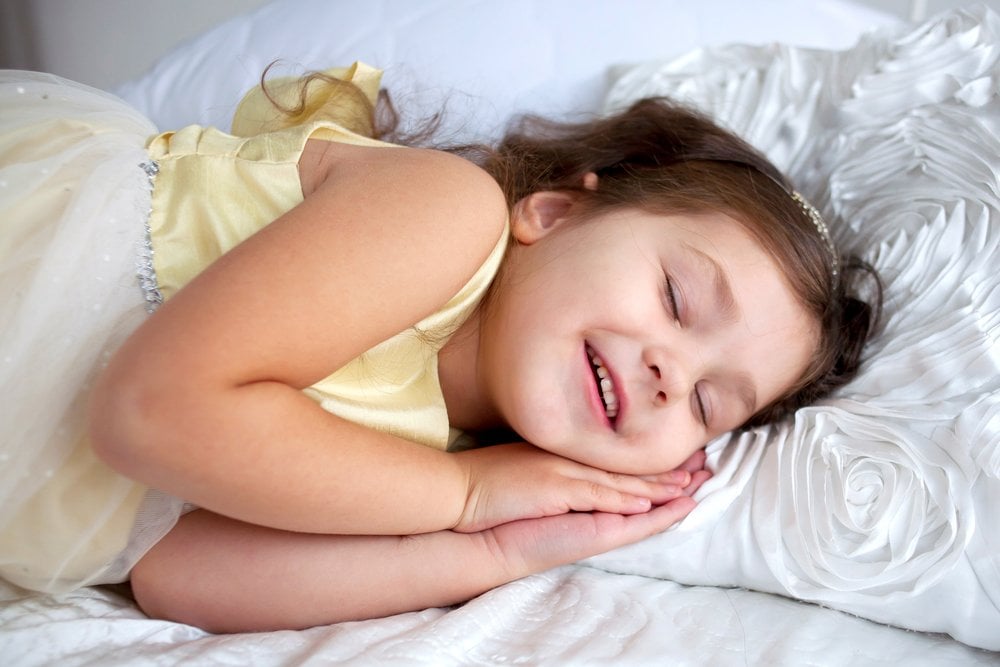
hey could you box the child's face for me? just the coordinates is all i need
[479,196,817,475]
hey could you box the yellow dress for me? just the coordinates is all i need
[0,65,508,594]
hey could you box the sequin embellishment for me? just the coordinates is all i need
[137,160,164,313]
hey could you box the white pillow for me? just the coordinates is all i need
[114,0,896,142]
[585,6,1000,652]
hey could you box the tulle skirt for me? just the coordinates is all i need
[0,71,185,593]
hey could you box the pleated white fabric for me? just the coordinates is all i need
[0,71,185,593]
[588,6,1000,651]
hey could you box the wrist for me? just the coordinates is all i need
[449,449,479,531]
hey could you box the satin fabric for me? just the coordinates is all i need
[588,6,1000,651]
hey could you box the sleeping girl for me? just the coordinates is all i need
[0,63,878,632]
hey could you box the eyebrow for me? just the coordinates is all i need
[679,243,758,415]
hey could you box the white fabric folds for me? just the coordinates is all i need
[586,6,1000,651]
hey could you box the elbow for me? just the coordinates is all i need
[87,357,174,481]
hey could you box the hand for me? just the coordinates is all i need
[479,495,698,579]
[452,443,695,533]
[670,449,712,496]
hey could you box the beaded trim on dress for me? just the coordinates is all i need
[137,160,163,313]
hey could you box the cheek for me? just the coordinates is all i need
[632,422,705,473]
[497,361,573,443]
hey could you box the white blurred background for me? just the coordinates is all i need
[1,0,997,91]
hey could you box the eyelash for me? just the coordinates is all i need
[665,276,681,321]
[665,275,709,427]
[694,384,709,426]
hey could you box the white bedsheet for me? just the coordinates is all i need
[1,574,995,665]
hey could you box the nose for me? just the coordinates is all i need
[643,345,694,408]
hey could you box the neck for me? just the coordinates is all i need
[438,309,503,432]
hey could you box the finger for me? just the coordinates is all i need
[682,469,713,497]
[563,480,654,515]
[641,469,691,487]
[564,474,694,515]
[569,468,688,505]
[595,496,697,543]
[677,449,707,473]
[494,497,697,576]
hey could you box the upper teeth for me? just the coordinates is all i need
[587,346,619,419]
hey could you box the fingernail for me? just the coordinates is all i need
[668,470,690,484]
[663,485,680,496]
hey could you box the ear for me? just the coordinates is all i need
[510,191,578,245]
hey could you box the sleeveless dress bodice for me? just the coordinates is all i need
[145,62,508,450]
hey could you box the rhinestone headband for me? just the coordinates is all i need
[790,191,840,283]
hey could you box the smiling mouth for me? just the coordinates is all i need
[586,345,619,423]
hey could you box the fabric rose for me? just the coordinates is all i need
[754,403,976,602]
[591,6,1000,648]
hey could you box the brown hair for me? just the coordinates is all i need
[266,70,880,426]
[457,98,882,425]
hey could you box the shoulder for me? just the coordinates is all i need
[115,142,510,394]
[311,140,506,222]
[309,141,509,279]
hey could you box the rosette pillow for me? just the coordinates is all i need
[585,6,1000,651]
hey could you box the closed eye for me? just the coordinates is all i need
[665,275,681,322]
[666,274,706,425]
[694,384,709,426]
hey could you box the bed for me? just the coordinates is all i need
[2,1,999,664]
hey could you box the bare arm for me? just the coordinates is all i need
[90,144,506,533]
[132,495,700,633]
[89,143,674,535]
